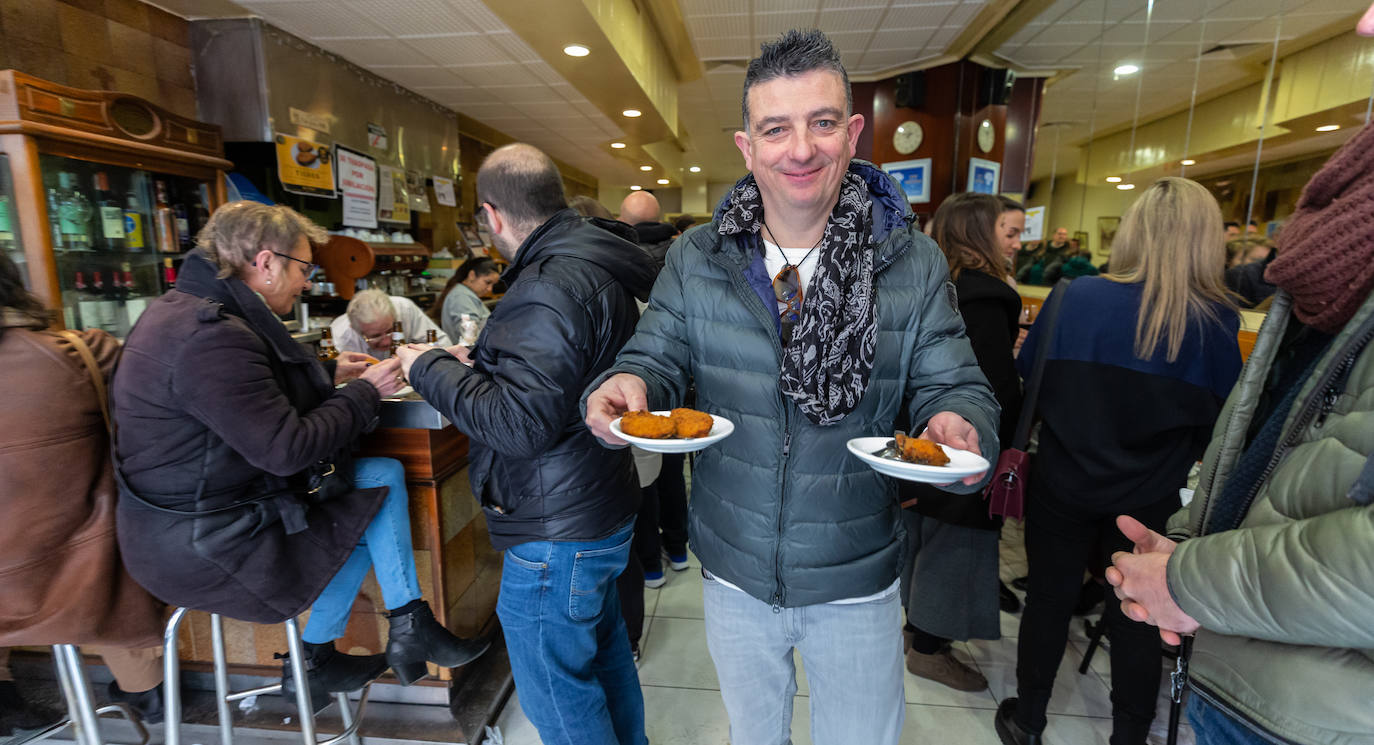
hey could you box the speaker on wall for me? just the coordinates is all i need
[980,69,1015,107]
[894,71,925,109]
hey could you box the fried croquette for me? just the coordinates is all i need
[670,408,714,438]
[620,410,676,439]
[893,432,951,466]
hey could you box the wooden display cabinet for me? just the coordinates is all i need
[0,70,231,337]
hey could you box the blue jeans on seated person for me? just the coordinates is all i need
[301,457,422,643]
[499,519,645,745]
[1187,693,1273,745]
[702,572,906,745]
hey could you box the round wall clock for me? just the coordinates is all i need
[977,119,996,153]
[893,120,924,155]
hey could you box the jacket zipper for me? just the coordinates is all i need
[1188,680,1299,745]
[1211,318,1374,533]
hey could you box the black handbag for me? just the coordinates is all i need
[302,451,354,504]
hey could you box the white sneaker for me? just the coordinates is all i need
[665,551,690,571]
[644,570,666,589]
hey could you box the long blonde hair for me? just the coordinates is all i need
[1106,177,1235,362]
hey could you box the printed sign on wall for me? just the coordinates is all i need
[275,134,335,198]
[336,146,378,229]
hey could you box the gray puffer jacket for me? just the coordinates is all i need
[1167,289,1374,745]
[586,161,1000,607]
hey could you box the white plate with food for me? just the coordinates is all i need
[847,435,990,483]
[609,409,734,454]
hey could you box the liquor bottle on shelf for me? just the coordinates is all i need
[124,189,146,250]
[162,257,177,290]
[81,270,120,334]
[173,198,191,250]
[152,180,177,253]
[318,327,339,362]
[56,173,92,251]
[0,194,14,253]
[124,267,150,329]
[94,172,126,251]
[63,270,88,329]
[46,188,65,249]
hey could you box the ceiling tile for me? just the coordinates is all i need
[688,14,751,39]
[681,0,746,15]
[458,62,542,87]
[324,38,426,67]
[886,3,960,28]
[825,30,875,52]
[367,65,466,88]
[492,85,562,104]
[405,34,511,66]
[342,0,484,36]
[240,1,384,40]
[756,0,820,11]
[694,37,756,59]
[870,28,936,51]
[444,0,509,32]
[944,2,986,28]
[818,7,890,33]
[755,10,818,37]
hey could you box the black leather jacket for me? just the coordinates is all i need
[410,210,657,549]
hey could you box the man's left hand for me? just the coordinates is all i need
[394,343,433,381]
[333,352,373,384]
[919,412,984,485]
[1105,516,1200,645]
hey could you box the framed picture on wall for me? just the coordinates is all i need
[967,158,1000,195]
[1073,230,1090,255]
[1097,217,1121,256]
[880,158,932,204]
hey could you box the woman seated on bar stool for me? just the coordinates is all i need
[111,202,487,698]
[0,254,164,726]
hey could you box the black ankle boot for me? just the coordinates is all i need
[107,681,164,725]
[995,698,1043,745]
[280,641,387,708]
[385,600,489,685]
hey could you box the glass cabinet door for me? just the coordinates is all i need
[0,155,23,290]
[39,153,212,338]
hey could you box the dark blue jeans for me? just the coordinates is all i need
[1188,694,1274,745]
[498,520,645,745]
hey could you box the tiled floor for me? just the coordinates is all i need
[491,518,1196,745]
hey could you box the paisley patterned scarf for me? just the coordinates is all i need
[718,170,878,426]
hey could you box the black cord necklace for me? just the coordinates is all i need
[762,223,825,270]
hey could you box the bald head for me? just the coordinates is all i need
[477,143,568,232]
[619,191,661,226]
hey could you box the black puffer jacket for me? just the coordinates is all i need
[632,221,676,271]
[112,250,386,623]
[410,210,656,550]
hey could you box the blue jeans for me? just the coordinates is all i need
[702,574,906,745]
[499,520,645,745]
[1188,694,1274,745]
[302,457,422,643]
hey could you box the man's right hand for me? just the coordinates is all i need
[584,373,648,445]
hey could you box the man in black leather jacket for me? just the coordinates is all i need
[396,144,657,745]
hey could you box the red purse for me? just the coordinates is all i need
[985,279,1070,521]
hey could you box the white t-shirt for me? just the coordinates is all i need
[330,295,451,357]
[712,238,898,606]
[762,239,822,300]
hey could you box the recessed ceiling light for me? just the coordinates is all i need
[563,44,590,57]
[1181,159,1196,166]
[623,109,642,118]
[689,166,701,173]
[1315,124,1340,132]
[610,142,627,149]
[1114,64,1139,76]
[1106,176,1122,183]
[1116,183,1136,190]
[630,185,642,191]
[656,178,670,185]
[640,165,653,171]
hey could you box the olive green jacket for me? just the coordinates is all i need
[1166,289,1374,745]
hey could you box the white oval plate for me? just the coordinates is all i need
[846,437,990,483]
[609,411,734,454]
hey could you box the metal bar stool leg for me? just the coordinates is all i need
[211,613,236,745]
[282,618,318,745]
[163,607,190,745]
[334,692,361,745]
[52,645,102,745]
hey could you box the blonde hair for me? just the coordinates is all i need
[1106,177,1235,362]
[196,201,328,279]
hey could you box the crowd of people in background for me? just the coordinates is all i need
[3,19,1373,745]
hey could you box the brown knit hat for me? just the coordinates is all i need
[1266,123,1374,333]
